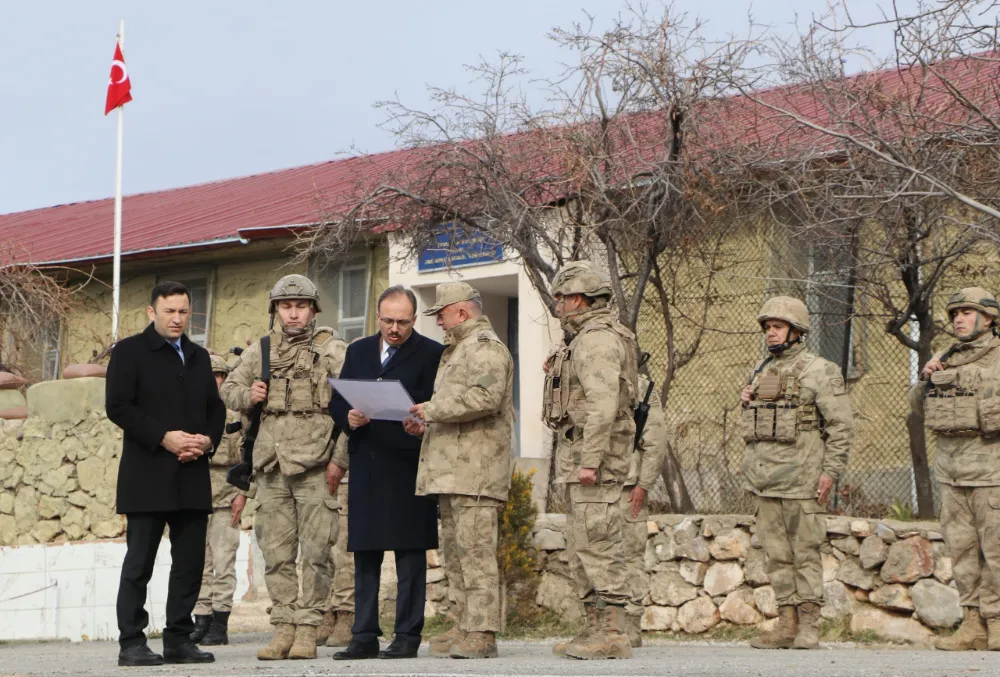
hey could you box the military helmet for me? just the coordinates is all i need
[551,260,613,298]
[209,354,230,375]
[757,296,810,333]
[946,287,1000,320]
[268,274,322,313]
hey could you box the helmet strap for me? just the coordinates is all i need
[766,325,804,355]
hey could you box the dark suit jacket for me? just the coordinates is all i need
[330,331,444,551]
[106,323,226,514]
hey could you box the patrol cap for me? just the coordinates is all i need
[423,281,481,315]
[946,287,1000,320]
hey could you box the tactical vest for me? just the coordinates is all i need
[543,315,638,427]
[741,354,821,444]
[924,341,1000,437]
[264,329,334,416]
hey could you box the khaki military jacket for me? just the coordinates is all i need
[625,374,667,490]
[415,316,514,502]
[742,344,853,499]
[909,333,1000,487]
[208,408,244,508]
[221,326,347,476]
[547,306,638,486]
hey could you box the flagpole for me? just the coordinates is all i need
[111,19,125,342]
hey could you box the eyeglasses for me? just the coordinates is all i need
[379,317,414,328]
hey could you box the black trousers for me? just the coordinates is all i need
[353,549,427,643]
[117,511,208,649]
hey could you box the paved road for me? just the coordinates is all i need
[0,633,995,677]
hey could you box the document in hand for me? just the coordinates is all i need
[328,378,416,421]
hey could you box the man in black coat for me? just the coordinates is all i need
[105,281,227,667]
[328,286,444,660]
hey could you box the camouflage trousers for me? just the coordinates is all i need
[567,483,629,605]
[941,484,1000,618]
[255,465,340,626]
[620,485,650,616]
[439,494,501,633]
[327,482,354,613]
[193,507,241,614]
[755,495,824,606]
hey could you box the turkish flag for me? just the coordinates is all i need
[105,42,132,115]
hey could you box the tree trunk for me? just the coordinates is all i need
[908,334,936,519]
[660,441,695,513]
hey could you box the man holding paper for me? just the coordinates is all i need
[328,286,444,660]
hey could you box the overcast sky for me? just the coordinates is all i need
[0,1,918,215]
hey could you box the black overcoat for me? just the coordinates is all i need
[106,323,226,514]
[330,331,444,552]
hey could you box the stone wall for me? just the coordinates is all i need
[531,512,959,645]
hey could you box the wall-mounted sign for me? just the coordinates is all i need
[417,224,504,272]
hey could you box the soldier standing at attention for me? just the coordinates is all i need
[741,296,853,650]
[220,275,348,661]
[543,260,639,660]
[316,431,355,649]
[911,288,1000,651]
[404,282,515,660]
[190,355,248,647]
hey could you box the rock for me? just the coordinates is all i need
[869,584,914,612]
[821,581,853,620]
[836,557,874,590]
[13,485,37,533]
[678,537,711,563]
[533,528,566,551]
[426,549,441,568]
[0,492,12,514]
[649,570,699,607]
[644,537,658,572]
[934,556,954,584]
[744,547,769,586]
[63,523,86,541]
[750,533,761,549]
[535,513,568,532]
[876,522,898,543]
[426,568,446,584]
[709,529,750,561]
[719,588,762,625]
[76,457,105,494]
[61,506,86,529]
[860,536,890,569]
[882,519,939,539]
[826,515,852,536]
[926,531,944,542]
[881,538,935,583]
[703,562,744,596]
[31,519,62,543]
[701,515,740,538]
[851,519,874,538]
[679,561,708,586]
[67,490,90,508]
[91,517,124,539]
[535,573,584,622]
[641,606,678,631]
[647,520,661,536]
[652,533,679,562]
[850,606,933,645]
[0,514,15,545]
[651,514,688,530]
[854,589,870,602]
[822,552,841,583]
[677,597,720,634]
[673,518,702,542]
[27,378,106,422]
[753,586,778,618]
[910,579,962,629]
[831,536,860,557]
[426,583,446,602]
[37,495,66,520]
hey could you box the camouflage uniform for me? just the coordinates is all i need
[743,296,853,650]
[416,282,514,658]
[318,435,354,647]
[909,287,1000,651]
[220,275,347,660]
[544,261,638,660]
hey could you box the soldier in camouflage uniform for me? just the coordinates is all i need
[190,355,247,647]
[910,287,1000,651]
[741,296,853,650]
[220,275,348,661]
[404,282,514,660]
[317,433,355,649]
[543,261,639,660]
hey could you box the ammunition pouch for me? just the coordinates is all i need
[741,402,819,443]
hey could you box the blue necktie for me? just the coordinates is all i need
[382,345,397,367]
[173,342,184,365]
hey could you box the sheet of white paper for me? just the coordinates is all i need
[327,378,416,422]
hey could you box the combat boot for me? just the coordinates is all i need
[792,602,820,649]
[450,631,498,659]
[317,609,336,645]
[288,625,318,659]
[750,605,798,649]
[625,613,643,648]
[553,604,598,657]
[257,623,296,660]
[988,618,1000,650]
[430,625,463,658]
[190,614,212,643]
[938,608,988,651]
[327,611,354,647]
[565,602,632,660]
[201,611,230,646]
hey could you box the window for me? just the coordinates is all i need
[157,272,213,347]
[338,264,369,342]
[804,243,859,378]
[42,322,60,381]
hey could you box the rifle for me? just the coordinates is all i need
[633,377,656,450]
[226,335,270,491]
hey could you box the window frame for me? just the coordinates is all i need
[41,321,61,381]
[337,262,370,342]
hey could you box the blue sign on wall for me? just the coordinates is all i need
[418,224,504,272]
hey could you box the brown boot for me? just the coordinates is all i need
[938,608,988,651]
[317,609,336,645]
[750,605,798,649]
[288,625,318,660]
[257,623,296,660]
[429,625,463,658]
[565,603,632,660]
[988,618,1000,650]
[449,631,498,659]
[625,613,642,648]
[554,604,599,657]
[326,611,354,648]
[793,602,820,650]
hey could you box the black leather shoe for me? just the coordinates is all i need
[118,644,164,667]
[189,614,212,643]
[163,642,215,664]
[378,637,420,659]
[333,638,380,660]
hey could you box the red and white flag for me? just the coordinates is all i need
[105,42,132,115]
